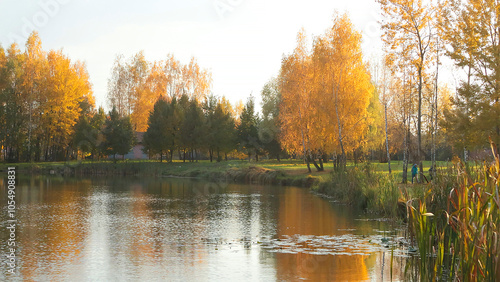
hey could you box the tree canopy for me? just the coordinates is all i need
[279,14,374,170]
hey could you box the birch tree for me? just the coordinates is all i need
[379,0,436,175]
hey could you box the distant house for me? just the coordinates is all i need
[119,132,148,160]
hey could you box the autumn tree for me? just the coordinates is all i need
[164,54,182,98]
[128,51,150,131]
[21,32,47,161]
[279,14,373,171]
[107,55,131,117]
[378,0,436,175]
[0,32,94,162]
[41,50,93,160]
[370,59,403,172]
[279,29,314,172]
[385,60,417,183]
[312,13,373,169]
[440,0,500,151]
[183,57,212,101]
[107,52,149,131]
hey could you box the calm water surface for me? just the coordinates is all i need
[1,176,408,281]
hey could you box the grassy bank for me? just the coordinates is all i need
[0,159,449,192]
[312,163,402,216]
[312,161,451,216]
[0,159,322,187]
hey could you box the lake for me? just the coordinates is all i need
[1,176,408,281]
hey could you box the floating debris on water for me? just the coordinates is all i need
[200,234,415,257]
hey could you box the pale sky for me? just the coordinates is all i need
[1,0,385,110]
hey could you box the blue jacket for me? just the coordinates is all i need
[411,166,418,175]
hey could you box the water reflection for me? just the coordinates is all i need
[274,188,406,281]
[1,176,405,281]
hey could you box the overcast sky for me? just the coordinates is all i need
[1,0,385,109]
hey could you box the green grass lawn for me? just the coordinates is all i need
[256,159,451,177]
[0,158,454,183]
[0,158,451,172]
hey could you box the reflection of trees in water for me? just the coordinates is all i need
[275,187,405,281]
[275,187,369,280]
[15,177,91,280]
[276,252,371,281]
[7,176,407,280]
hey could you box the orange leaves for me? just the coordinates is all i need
[278,29,312,155]
[378,0,435,72]
[107,52,212,132]
[2,32,95,154]
[162,55,212,101]
[278,13,373,156]
[38,49,95,149]
[183,57,212,102]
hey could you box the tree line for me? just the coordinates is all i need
[374,0,500,182]
[142,94,235,162]
[0,32,282,163]
[142,91,282,163]
[106,52,283,163]
[107,51,212,132]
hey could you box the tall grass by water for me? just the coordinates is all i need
[404,139,500,281]
[313,162,401,216]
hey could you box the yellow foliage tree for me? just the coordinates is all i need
[313,13,373,167]
[279,13,373,170]
[41,50,93,154]
[378,0,436,174]
[439,0,500,149]
[0,31,94,161]
[279,29,315,172]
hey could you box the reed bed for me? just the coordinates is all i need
[404,139,500,281]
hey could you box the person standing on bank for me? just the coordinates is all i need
[411,164,418,184]
[429,165,436,181]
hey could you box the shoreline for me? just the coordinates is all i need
[0,160,319,188]
[0,160,415,219]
